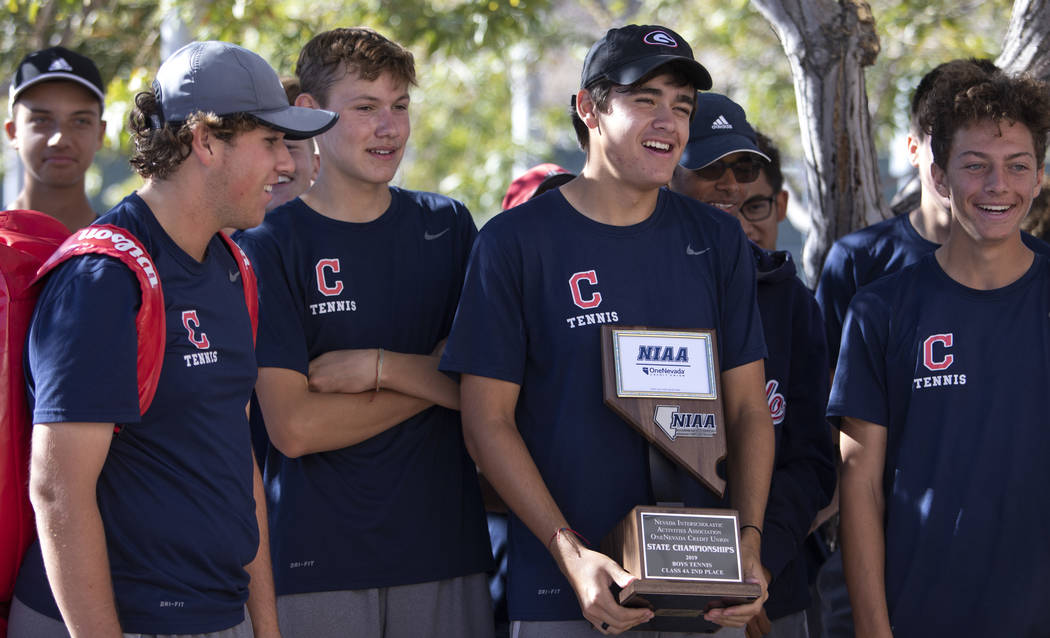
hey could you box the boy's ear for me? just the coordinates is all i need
[905,132,922,169]
[775,189,789,223]
[189,123,218,166]
[931,162,950,199]
[576,89,600,130]
[295,93,320,109]
[4,119,17,145]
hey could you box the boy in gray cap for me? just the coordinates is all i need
[7,41,335,638]
[4,46,106,231]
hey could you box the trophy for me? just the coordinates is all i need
[600,325,760,633]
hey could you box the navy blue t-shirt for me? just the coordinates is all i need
[16,193,259,634]
[440,188,767,621]
[816,213,1050,364]
[828,253,1050,636]
[236,187,493,595]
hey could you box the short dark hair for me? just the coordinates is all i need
[296,27,416,108]
[920,71,1050,170]
[910,58,999,138]
[755,131,783,193]
[128,89,260,180]
[281,76,302,105]
[570,60,697,150]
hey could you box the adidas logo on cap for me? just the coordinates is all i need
[48,57,74,72]
[710,115,733,130]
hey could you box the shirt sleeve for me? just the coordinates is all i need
[237,228,310,375]
[718,231,767,370]
[826,288,891,428]
[440,222,526,385]
[28,255,141,425]
[815,240,857,366]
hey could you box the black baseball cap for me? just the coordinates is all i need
[580,25,712,90]
[679,93,769,171]
[9,46,105,109]
[153,41,337,140]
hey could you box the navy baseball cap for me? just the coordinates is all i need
[10,46,105,110]
[153,41,337,140]
[580,25,712,90]
[679,93,769,170]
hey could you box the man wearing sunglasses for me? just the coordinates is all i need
[670,93,835,638]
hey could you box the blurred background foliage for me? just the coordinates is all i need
[0,0,1013,223]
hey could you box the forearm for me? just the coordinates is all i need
[461,389,567,547]
[30,424,121,638]
[460,374,655,632]
[36,501,122,637]
[245,459,280,638]
[840,420,892,638]
[257,367,431,457]
[727,405,774,531]
[380,351,459,410]
[840,476,890,636]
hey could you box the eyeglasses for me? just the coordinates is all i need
[738,195,776,222]
[694,157,763,183]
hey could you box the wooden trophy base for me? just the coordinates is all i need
[616,579,760,633]
[603,506,761,633]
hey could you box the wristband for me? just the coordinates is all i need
[547,527,591,550]
[740,524,763,537]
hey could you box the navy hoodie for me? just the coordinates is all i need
[752,245,836,619]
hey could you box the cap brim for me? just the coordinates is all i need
[251,105,338,141]
[679,135,770,171]
[604,55,712,90]
[10,73,105,107]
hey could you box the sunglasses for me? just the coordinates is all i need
[695,157,763,183]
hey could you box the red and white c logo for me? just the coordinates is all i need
[923,334,954,371]
[182,310,210,350]
[316,258,344,297]
[569,270,602,310]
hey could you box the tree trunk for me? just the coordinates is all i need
[750,0,886,283]
[996,0,1050,82]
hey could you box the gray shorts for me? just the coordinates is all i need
[277,572,494,638]
[510,619,746,637]
[7,597,253,638]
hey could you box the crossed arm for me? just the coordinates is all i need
[256,343,457,457]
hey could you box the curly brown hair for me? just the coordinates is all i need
[920,71,1050,170]
[128,89,261,180]
[296,27,416,108]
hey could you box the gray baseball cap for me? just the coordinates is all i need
[153,41,337,140]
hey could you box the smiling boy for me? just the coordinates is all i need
[440,25,774,637]
[236,27,492,638]
[4,46,106,231]
[7,41,336,638]
[832,70,1050,637]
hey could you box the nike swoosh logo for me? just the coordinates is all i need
[686,245,711,256]
[424,228,450,241]
[229,270,241,283]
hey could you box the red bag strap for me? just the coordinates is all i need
[34,225,165,416]
[219,232,259,346]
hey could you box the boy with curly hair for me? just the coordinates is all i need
[833,70,1050,637]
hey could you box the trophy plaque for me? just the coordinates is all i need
[600,326,760,632]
